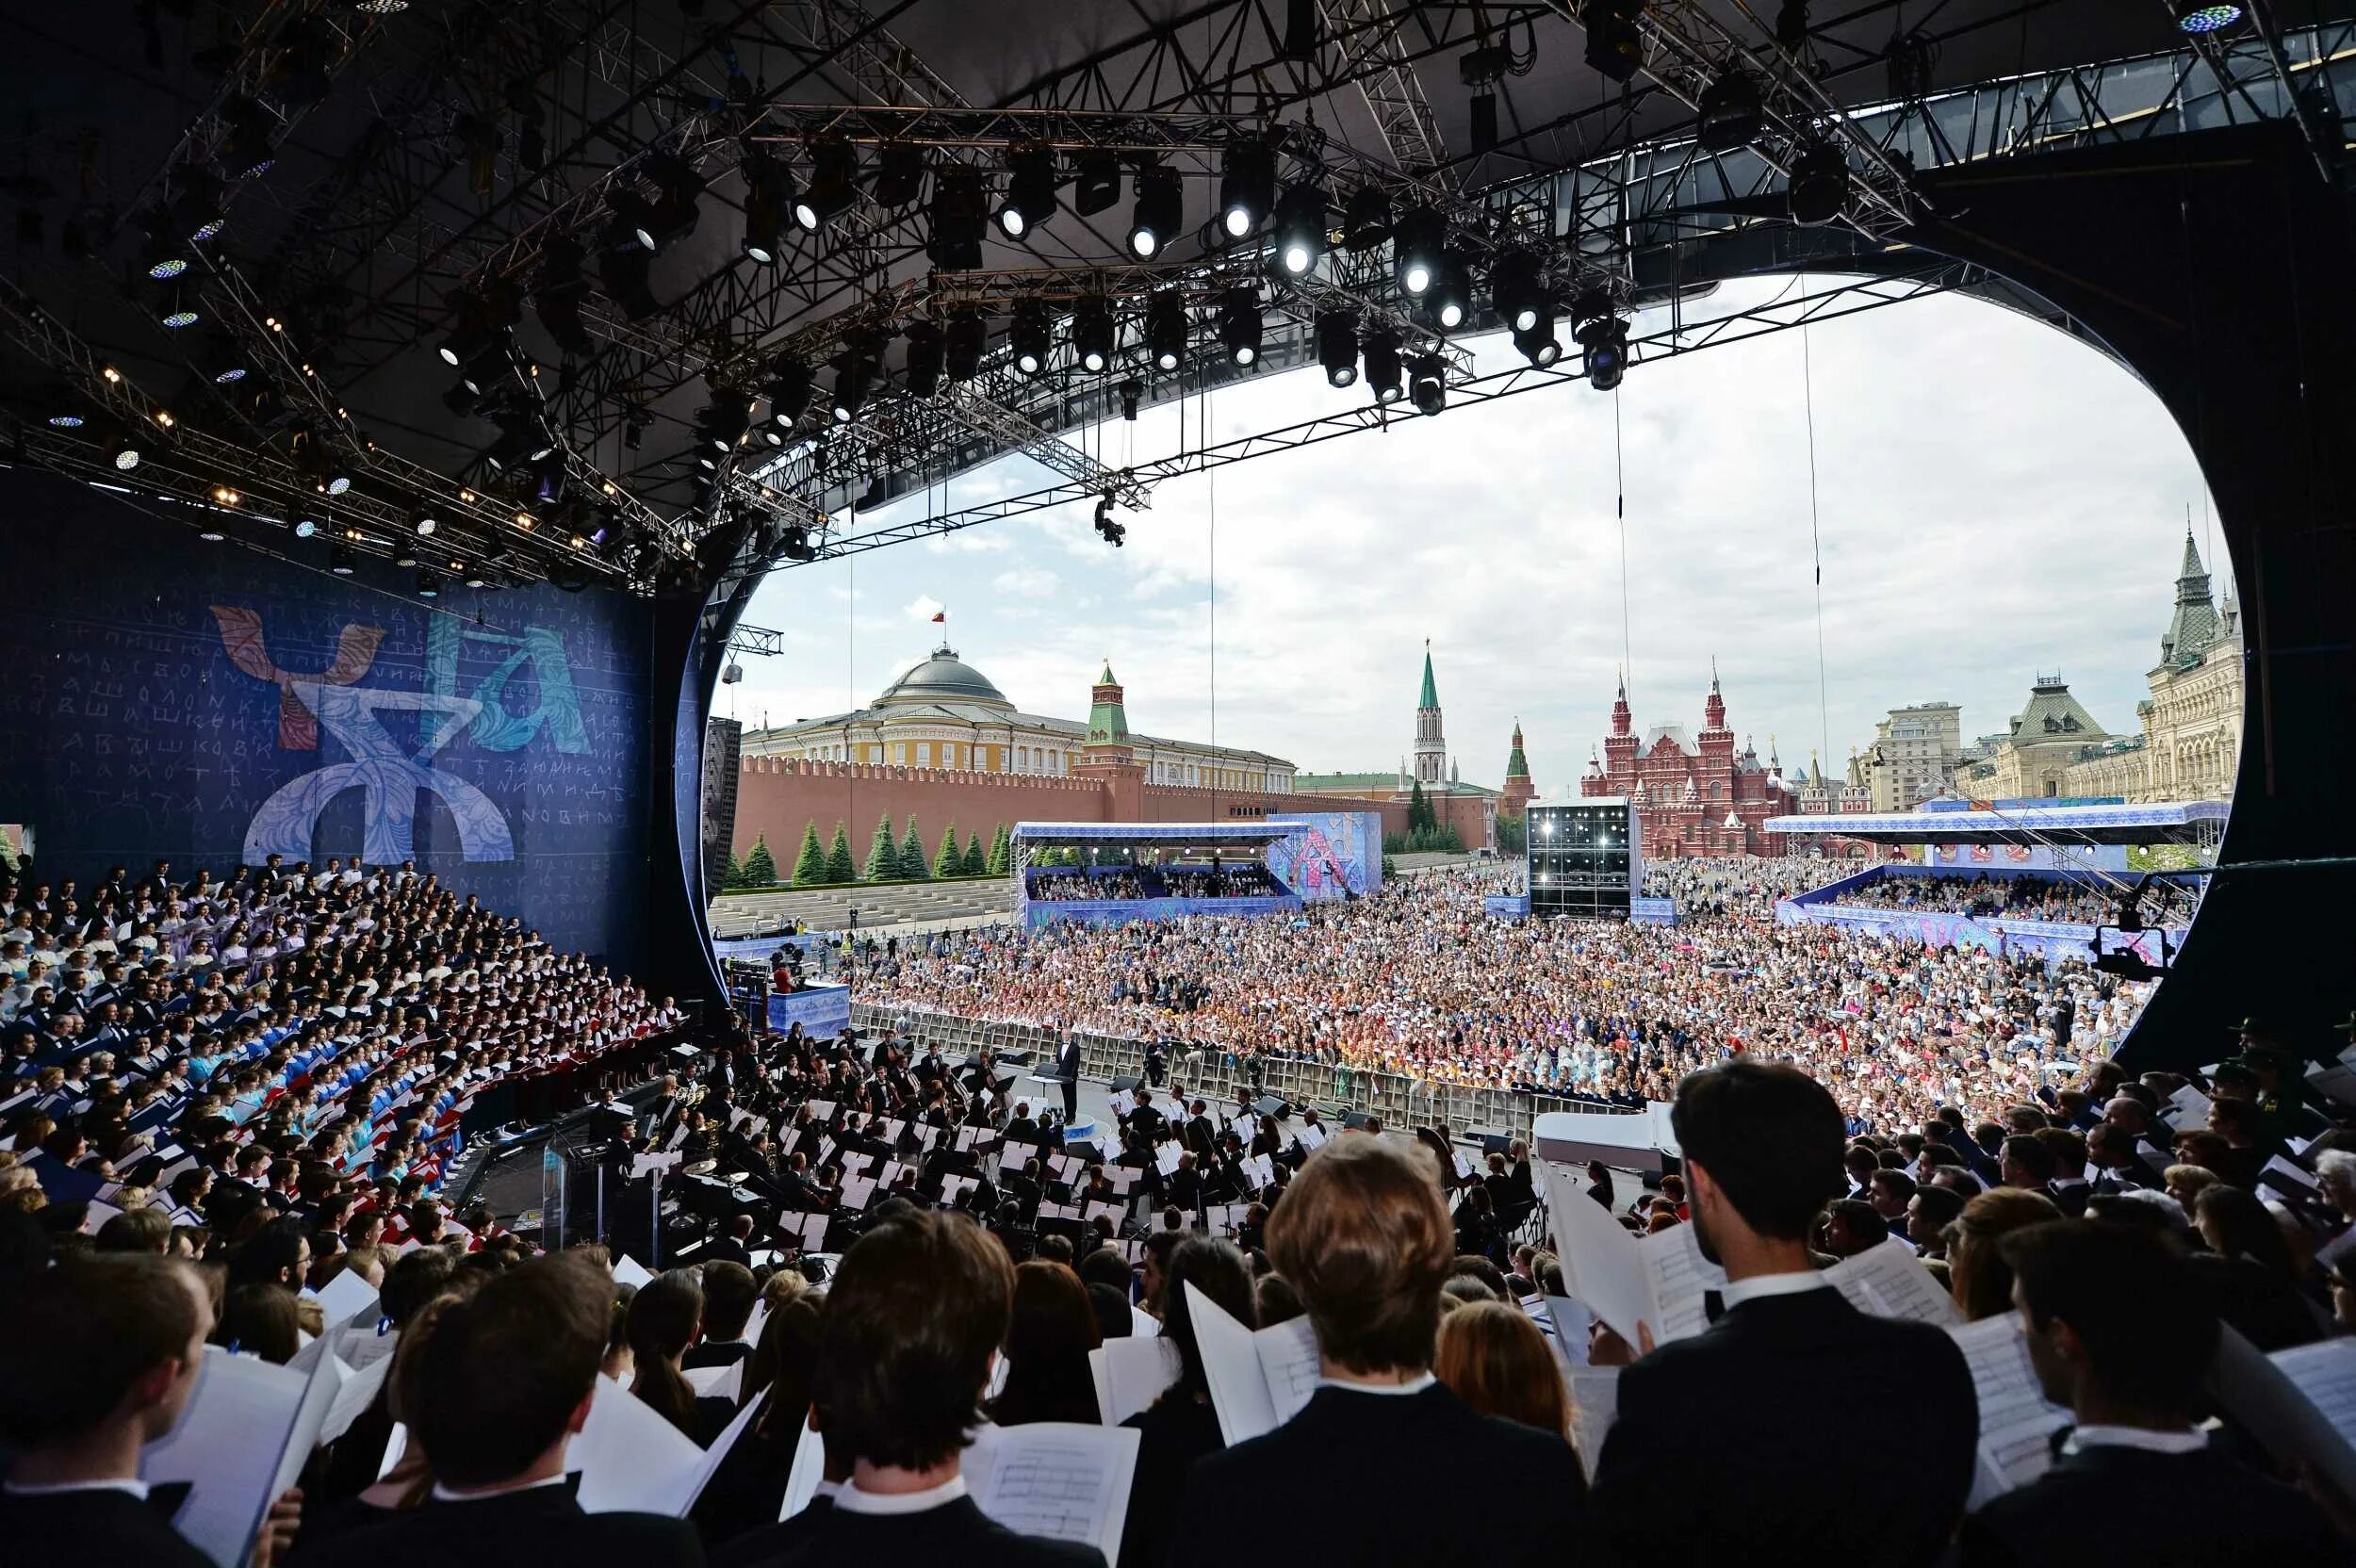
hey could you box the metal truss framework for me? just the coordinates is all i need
[776,260,2000,566]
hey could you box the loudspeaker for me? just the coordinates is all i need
[1343,1110,1376,1131]
[1111,1073,1144,1094]
[1252,1095,1287,1119]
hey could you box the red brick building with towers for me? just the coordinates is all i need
[1499,720,1535,818]
[1580,669,1796,857]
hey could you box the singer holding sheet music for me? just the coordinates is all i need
[1584,1062,1977,1568]
[1168,1136,1585,1567]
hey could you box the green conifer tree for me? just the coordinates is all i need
[899,816,929,880]
[824,822,856,883]
[987,825,1011,876]
[933,821,963,878]
[961,831,986,875]
[862,812,901,881]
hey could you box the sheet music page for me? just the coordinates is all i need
[569,1375,705,1513]
[272,1348,349,1499]
[140,1346,308,1568]
[1946,1315,2071,1506]
[684,1363,736,1396]
[1542,1295,1594,1367]
[1186,1281,1280,1444]
[1564,1367,1621,1482]
[1155,1143,1183,1175]
[667,1394,765,1518]
[966,1420,1142,1567]
[1089,1338,1182,1425]
[319,1354,390,1444]
[777,1412,826,1520]
[1824,1244,1960,1326]
[1538,1160,1657,1346]
[313,1268,379,1329]
[1253,1314,1324,1426]
[1638,1223,1727,1346]
[2208,1331,2356,1511]
[613,1254,656,1289]
[1299,1123,1328,1151]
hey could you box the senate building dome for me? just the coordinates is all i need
[874,644,1013,710]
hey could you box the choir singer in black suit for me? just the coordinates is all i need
[1959,1220,2342,1568]
[1168,1135,1586,1568]
[1586,1061,1978,1568]
[302,1253,702,1568]
[752,1211,1103,1568]
[0,1254,218,1568]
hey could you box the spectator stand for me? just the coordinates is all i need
[1778,863,2198,964]
[1011,822,1303,930]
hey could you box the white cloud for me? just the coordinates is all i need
[990,565,1062,596]
[733,274,2214,798]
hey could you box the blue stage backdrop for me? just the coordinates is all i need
[0,475,654,965]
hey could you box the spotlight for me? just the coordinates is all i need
[762,354,816,424]
[830,354,869,423]
[1513,318,1562,368]
[794,138,858,232]
[927,169,987,270]
[1145,292,1187,372]
[417,571,440,597]
[995,144,1057,239]
[872,143,925,208]
[1072,298,1114,375]
[155,286,202,331]
[700,391,752,452]
[170,170,228,244]
[199,526,226,542]
[1119,378,1143,420]
[1073,149,1120,217]
[641,155,707,249]
[210,484,240,506]
[1218,139,1275,238]
[532,238,592,353]
[330,544,357,576]
[1010,300,1050,376]
[86,415,143,470]
[293,517,319,539]
[1363,331,1404,404]
[140,230,189,281]
[741,150,790,264]
[483,419,539,471]
[1427,253,1471,332]
[1583,0,1644,83]
[1786,142,1848,226]
[1408,354,1447,416]
[1315,310,1358,388]
[221,95,278,179]
[609,188,663,253]
[411,505,438,537]
[1339,186,1392,252]
[943,309,986,381]
[2174,2,2244,32]
[903,321,945,398]
[1126,165,1182,260]
[1489,251,1545,335]
[1574,299,1628,390]
[1218,287,1262,366]
[201,335,249,384]
[1273,182,1328,275]
[1695,67,1764,152]
[1392,206,1443,295]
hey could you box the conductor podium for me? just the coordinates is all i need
[1527,798,1641,921]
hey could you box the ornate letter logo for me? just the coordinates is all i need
[210,607,386,750]
[242,684,515,865]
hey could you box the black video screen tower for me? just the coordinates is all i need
[1526,799,1639,920]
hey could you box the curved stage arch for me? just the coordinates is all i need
[641,122,2356,1074]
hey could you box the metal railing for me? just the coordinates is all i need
[845,1002,1642,1144]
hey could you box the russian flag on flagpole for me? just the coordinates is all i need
[931,609,946,623]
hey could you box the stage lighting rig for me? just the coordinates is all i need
[2174,2,2245,31]
[139,229,189,282]
[1072,298,1115,375]
[1489,251,1545,335]
[1315,311,1359,388]
[943,310,987,381]
[779,522,818,562]
[1119,378,1143,421]
[699,391,752,453]
[330,544,357,576]
[928,169,987,270]
[1219,139,1276,238]
[1340,187,1391,253]
[1146,292,1187,372]
[1126,165,1183,260]
[1363,331,1404,405]
[642,155,707,249]
[995,144,1058,239]
[1392,206,1444,297]
[795,139,858,232]
[220,95,278,180]
[1010,300,1051,376]
[1273,182,1328,276]
[597,237,661,321]
[1786,142,1849,225]
[1427,253,1471,333]
[872,143,926,208]
[830,354,871,424]
[1573,293,1629,390]
[1074,149,1121,217]
[1582,0,1644,83]
[1513,317,1562,368]
[1219,288,1262,367]
[170,170,228,245]
[1093,495,1125,547]
[741,150,791,264]
[904,322,945,397]
[1408,354,1447,416]
[200,335,249,384]
[292,425,352,494]
[1696,68,1764,153]
[1774,0,1809,52]
[532,239,592,354]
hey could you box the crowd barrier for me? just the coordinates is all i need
[843,1002,1642,1144]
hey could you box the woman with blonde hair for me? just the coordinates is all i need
[1945,1187,2062,1321]
[1434,1299,1571,1439]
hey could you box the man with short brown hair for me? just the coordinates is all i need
[761,1211,1101,1566]
[0,1254,214,1566]
[1169,1136,1584,1567]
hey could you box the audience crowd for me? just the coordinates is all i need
[1831,872,2198,928]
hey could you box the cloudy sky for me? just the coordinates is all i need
[729,273,2217,796]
